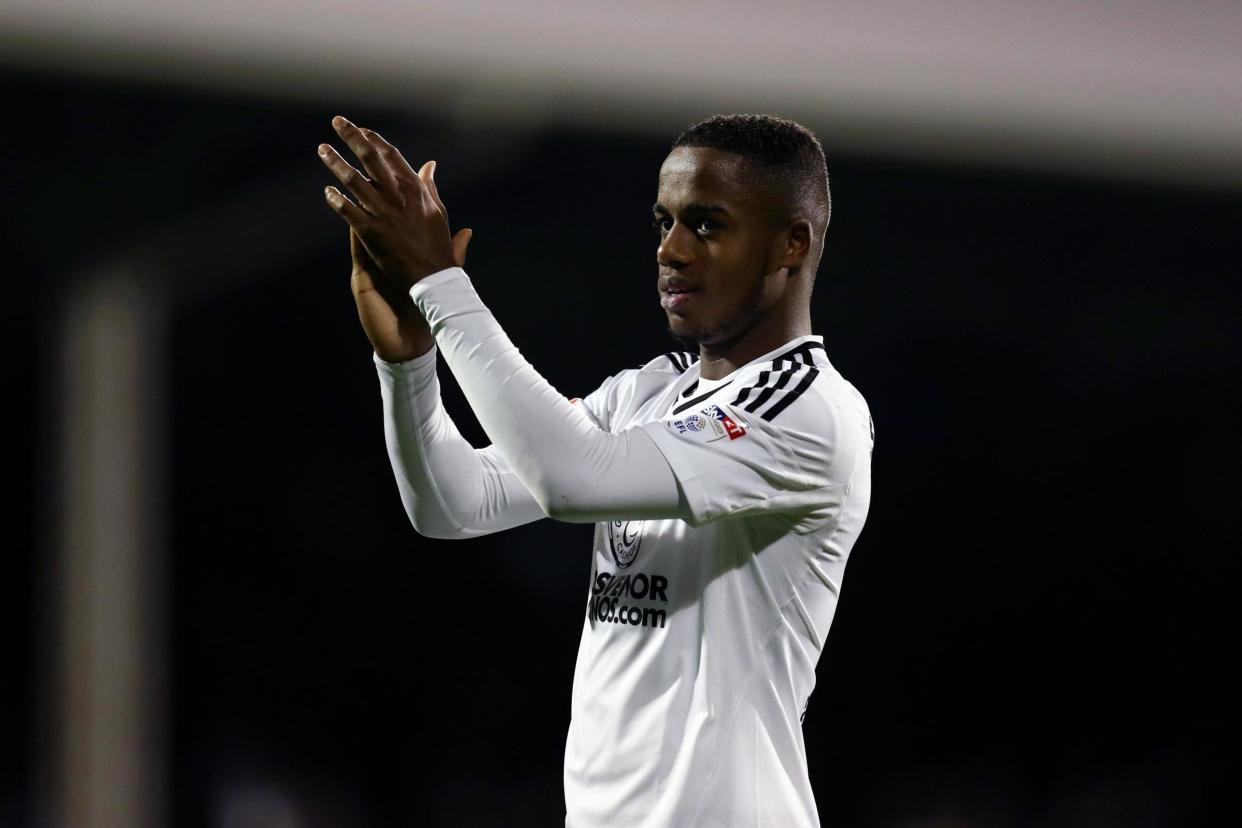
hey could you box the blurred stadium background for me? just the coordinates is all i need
[3,2,1239,826]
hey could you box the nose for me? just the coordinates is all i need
[657,222,694,270]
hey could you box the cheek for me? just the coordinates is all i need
[749,260,785,307]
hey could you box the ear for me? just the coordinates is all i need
[777,219,813,273]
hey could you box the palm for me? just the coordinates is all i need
[336,150,471,362]
[350,223,471,362]
[350,228,428,358]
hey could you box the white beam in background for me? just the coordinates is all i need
[53,269,166,828]
[2,0,1241,187]
[34,134,528,827]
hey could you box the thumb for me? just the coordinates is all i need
[452,227,473,267]
[419,160,448,217]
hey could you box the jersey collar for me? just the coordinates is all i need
[670,334,827,415]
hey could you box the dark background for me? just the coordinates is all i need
[5,67,1239,826]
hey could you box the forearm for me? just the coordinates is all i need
[410,268,686,523]
[376,346,546,538]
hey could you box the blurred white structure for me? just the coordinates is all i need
[53,270,168,828]
[3,0,1242,186]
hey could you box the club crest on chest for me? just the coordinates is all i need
[607,520,643,568]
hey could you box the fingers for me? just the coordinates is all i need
[327,117,438,215]
[321,117,456,255]
[361,127,420,181]
[332,116,399,194]
[324,184,370,228]
[359,128,416,207]
[319,144,381,214]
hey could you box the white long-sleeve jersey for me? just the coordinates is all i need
[374,268,874,827]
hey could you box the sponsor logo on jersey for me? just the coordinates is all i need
[668,404,748,442]
[704,404,747,440]
[607,519,643,568]
[587,567,670,629]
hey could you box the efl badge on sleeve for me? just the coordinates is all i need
[669,413,707,435]
[668,405,748,442]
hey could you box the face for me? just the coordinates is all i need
[653,147,791,349]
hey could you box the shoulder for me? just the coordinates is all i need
[592,350,694,398]
[639,351,700,375]
[580,351,695,429]
[726,341,832,426]
[725,341,872,452]
[609,350,698,398]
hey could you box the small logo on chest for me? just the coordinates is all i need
[607,520,643,568]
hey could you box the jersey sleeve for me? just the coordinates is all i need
[578,355,692,433]
[576,371,627,432]
[409,268,685,523]
[640,386,867,530]
[375,346,548,539]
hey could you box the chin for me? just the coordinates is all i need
[665,311,695,333]
[666,318,719,350]
[666,319,703,349]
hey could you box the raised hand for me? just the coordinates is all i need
[320,115,470,292]
[322,120,472,362]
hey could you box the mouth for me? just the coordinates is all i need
[660,280,699,311]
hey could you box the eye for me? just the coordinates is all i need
[652,216,672,235]
[695,218,716,235]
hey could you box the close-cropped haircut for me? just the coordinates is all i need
[673,114,831,234]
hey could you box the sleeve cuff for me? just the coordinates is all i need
[372,342,437,376]
[409,266,469,305]
[373,264,468,374]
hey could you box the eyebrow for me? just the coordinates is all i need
[652,202,731,216]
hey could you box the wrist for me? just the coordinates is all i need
[374,338,435,364]
[407,265,468,300]
[391,254,458,293]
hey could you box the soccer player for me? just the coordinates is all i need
[319,113,874,827]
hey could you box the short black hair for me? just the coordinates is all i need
[673,114,831,234]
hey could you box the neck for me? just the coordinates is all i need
[696,306,813,380]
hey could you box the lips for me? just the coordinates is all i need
[661,288,697,310]
[660,276,699,311]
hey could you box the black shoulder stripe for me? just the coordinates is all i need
[731,366,773,409]
[670,344,814,416]
[760,366,820,422]
[666,352,686,372]
[731,357,800,409]
[671,378,736,415]
[773,340,825,366]
[742,361,806,413]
